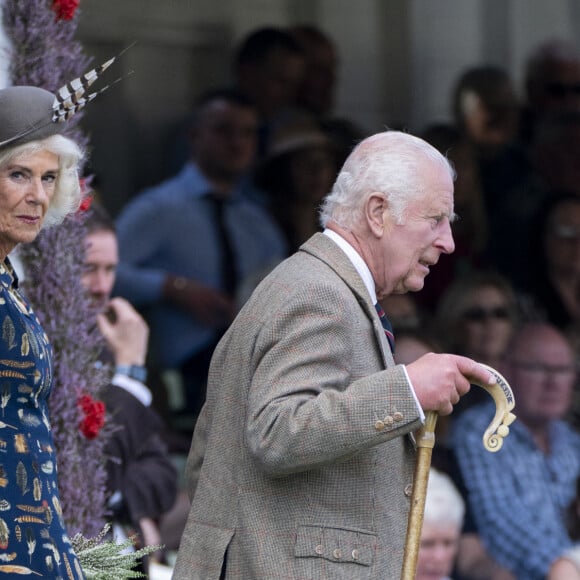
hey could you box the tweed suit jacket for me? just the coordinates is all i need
[173,233,422,579]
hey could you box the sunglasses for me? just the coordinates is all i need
[462,306,511,322]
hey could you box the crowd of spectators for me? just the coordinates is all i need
[103,26,580,577]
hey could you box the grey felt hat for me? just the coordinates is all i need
[0,86,64,149]
[0,52,122,150]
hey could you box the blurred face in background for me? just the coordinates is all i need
[239,48,305,119]
[289,145,337,203]
[192,99,258,182]
[459,84,519,152]
[295,39,337,115]
[82,229,118,307]
[416,520,460,580]
[458,285,514,363]
[531,60,580,115]
[502,324,575,426]
[543,199,580,279]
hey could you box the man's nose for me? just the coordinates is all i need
[437,221,455,254]
[91,272,111,298]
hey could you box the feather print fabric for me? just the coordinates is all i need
[0,259,83,577]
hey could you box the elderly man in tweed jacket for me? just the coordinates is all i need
[173,130,494,579]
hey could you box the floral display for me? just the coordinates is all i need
[52,0,80,21]
[78,394,106,439]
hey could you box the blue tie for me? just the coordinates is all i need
[375,303,395,353]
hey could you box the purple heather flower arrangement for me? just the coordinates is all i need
[2,0,111,537]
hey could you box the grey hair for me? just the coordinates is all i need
[319,130,455,230]
[424,468,465,528]
[0,134,84,227]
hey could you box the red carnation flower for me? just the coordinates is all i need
[78,394,106,439]
[52,0,80,21]
[78,195,93,212]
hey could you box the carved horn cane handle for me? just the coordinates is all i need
[474,363,517,452]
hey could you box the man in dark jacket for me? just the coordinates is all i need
[82,203,178,570]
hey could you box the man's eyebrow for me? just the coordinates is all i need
[428,211,457,223]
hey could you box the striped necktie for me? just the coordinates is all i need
[374,302,395,353]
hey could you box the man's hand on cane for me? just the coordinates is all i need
[406,353,495,415]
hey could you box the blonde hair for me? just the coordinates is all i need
[0,134,84,227]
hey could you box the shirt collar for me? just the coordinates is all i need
[323,228,376,303]
[181,161,254,202]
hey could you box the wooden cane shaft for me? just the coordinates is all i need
[399,365,516,579]
[401,411,438,580]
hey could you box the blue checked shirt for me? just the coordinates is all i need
[451,400,580,579]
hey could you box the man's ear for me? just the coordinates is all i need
[366,192,388,237]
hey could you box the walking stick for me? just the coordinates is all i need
[400,364,516,580]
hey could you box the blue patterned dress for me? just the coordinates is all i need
[0,259,84,578]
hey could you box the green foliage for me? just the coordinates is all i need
[72,524,163,580]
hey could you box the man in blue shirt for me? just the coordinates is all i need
[114,88,287,425]
[452,321,580,579]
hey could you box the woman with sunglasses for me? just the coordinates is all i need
[434,270,518,413]
[433,271,520,580]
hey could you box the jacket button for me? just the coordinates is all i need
[404,483,413,497]
[393,411,404,421]
[333,549,342,559]
[374,419,385,431]
[352,549,360,561]
[315,544,324,555]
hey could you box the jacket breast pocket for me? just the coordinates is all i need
[294,524,377,578]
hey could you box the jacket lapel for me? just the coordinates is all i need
[299,233,394,367]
